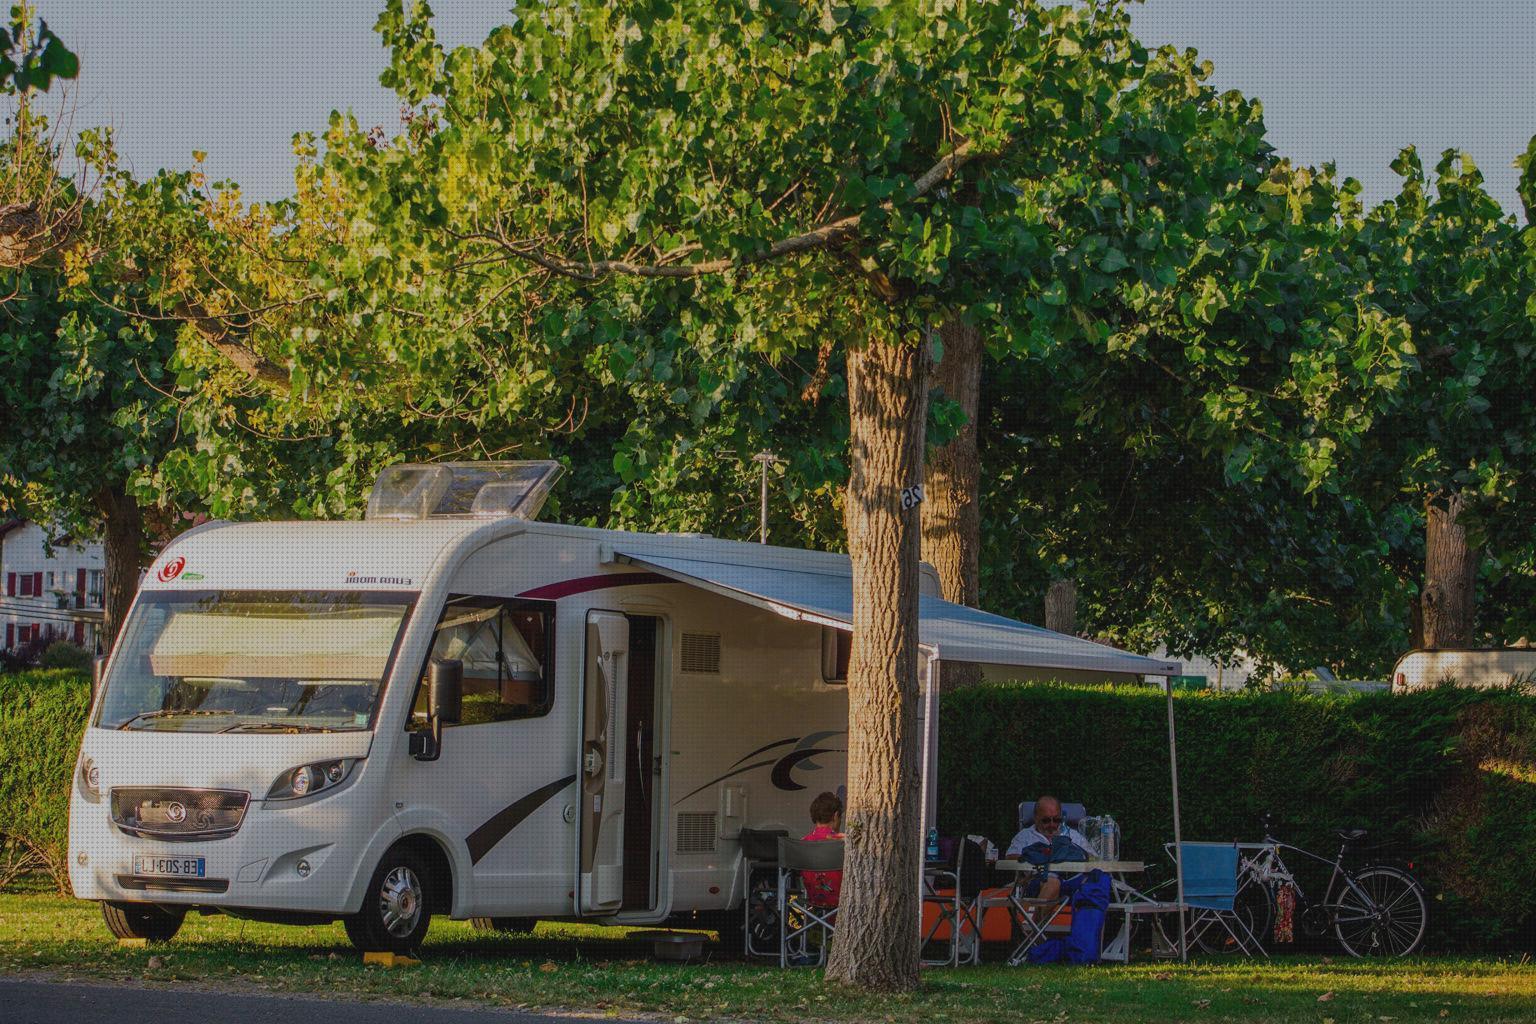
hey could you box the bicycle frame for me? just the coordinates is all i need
[1238,834,1389,930]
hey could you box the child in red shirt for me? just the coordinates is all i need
[801,791,844,907]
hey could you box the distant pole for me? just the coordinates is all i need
[752,451,780,544]
[1166,672,1188,963]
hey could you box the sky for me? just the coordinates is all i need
[16,1,1536,215]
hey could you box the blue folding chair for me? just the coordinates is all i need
[1176,841,1266,957]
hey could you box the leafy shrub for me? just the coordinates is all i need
[38,641,91,672]
[938,682,1536,951]
[0,669,90,892]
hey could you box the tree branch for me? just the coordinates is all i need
[476,138,981,282]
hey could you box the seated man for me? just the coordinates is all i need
[1006,794,1093,904]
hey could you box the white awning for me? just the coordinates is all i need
[611,550,1179,677]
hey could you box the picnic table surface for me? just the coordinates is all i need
[992,859,1146,873]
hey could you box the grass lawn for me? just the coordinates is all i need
[2,893,1533,1023]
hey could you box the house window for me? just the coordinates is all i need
[821,626,851,684]
[410,595,556,727]
[18,574,33,597]
[87,570,104,607]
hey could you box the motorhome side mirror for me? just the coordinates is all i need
[429,659,463,725]
[91,655,108,701]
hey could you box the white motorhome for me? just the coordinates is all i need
[70,462,1176,951]
[1391,647,1536,692]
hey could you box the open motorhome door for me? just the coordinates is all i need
[580,611,629,914]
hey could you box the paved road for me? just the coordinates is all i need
[0,977,651,1024]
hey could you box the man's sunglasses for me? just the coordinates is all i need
[1037,816,1063,824]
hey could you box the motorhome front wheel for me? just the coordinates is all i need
[101,901,186,943]
[344,848,434,954]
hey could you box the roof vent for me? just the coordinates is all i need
[680,633,721,674]
[366,461,564,521]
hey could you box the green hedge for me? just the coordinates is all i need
[938,682,1536,950]
[0,670,90,892]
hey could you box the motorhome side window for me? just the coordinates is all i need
[821,626,850,684]
[412,595,555,727]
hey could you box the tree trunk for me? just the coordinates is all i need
[1422,492,1478,649]
[824,335,928,992]
[922,318,983,691]
[95,487,145,653]
[922,318,982,606]
[1044,578,1078,635]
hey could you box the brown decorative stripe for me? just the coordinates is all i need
[465,774,578,864]
[516,572,672,600]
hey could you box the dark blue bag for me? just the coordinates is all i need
[1019,835,1093,867]
[1024,870,1111,965]
[1063,870,1111,964]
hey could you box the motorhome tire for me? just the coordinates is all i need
[345,849,433,953]
[470,917,538,934]
[101,901,185,942]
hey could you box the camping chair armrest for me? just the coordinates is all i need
[922,868,959,898]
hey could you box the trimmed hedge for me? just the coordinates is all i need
[0,669,90,892]
[938,682,1536,950]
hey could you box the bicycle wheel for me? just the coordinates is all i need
[1333,866,1427,957]
[1191,882,1274,955]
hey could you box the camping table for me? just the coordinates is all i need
[992,860,1151,963]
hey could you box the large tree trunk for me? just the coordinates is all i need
[1044,578,1078,635]
[825,335,928,992]
[1422,492,1478,649]
[95,487,145,652]
[921,318,983,691]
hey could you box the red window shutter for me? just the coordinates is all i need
[74,620,84,644]
[33,572,42,596]
[5,573,13,596]
[5,624,12,647]
[76,568,87,608]
[31,623,41,641]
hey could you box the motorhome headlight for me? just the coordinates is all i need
[78,757,100,799]
[266,759,359,801]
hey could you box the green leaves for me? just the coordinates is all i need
[0,9,77,95]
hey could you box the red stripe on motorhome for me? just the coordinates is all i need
[516,572,673,600]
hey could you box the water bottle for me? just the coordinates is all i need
[1082,816,1104,857]
[926,827,940,861]
[1100,815,1119,861]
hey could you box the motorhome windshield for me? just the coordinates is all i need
[95,590,416,733]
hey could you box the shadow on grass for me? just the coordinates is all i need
[5,896,1536,1023]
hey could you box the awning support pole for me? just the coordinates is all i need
[1165,673,1188,963]
[918,656,939,919]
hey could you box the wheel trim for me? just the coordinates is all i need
[379,866,424,937]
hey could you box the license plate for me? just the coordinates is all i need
[133,855,206,878]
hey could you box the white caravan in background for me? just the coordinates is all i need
[70,462,1175,951]
[1391,646,1536,692]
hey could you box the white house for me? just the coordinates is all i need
[0,519,106,653]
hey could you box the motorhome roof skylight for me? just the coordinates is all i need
[366,461,565,520]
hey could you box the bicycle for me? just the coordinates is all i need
[1165,816,1428,958]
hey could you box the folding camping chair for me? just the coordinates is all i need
[777,836,844,967]
[740,827,788,958]
[987,866,1074,966]
[921,837,990,966]
[1175,841,1267,957]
